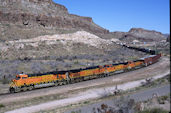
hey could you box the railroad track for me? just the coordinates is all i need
[0,63,144,96]
[0,56,169,104]
[0,45,162,95]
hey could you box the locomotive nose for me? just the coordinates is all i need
[12,79,16,82]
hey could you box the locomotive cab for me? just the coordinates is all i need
[9,74,28,93]
[15,74,28,80]
[13,74,28,81]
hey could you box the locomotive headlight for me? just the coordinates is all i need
[10,80,16,87]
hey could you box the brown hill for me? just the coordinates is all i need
[0,0,109,41]
[0,0,160,78]
[109,28,166,42]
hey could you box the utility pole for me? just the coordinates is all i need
[155,42,157,54]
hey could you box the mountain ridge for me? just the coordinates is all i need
[0,0,109,42]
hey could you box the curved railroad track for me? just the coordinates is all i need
[0,56,169,104]
[7,42,161,93]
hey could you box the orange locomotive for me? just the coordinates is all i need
[9,54,161,93]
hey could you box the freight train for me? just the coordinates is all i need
[122,44,156,55]
[9,46,161,93]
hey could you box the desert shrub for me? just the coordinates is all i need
[71,109,81,113]
[158,95,169,104]
[74,60,79,64]
[98,88,113,99]
[137,108,168,113]
[23,57,31,61]
[0,104,5,108]
[160,95,169,101]
[0,76,10,84]
[2,79,9,84]
[83,101,90,104]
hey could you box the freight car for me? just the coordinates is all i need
[140,54,161,66]
[9,54,161,93]
[122,44,156,55]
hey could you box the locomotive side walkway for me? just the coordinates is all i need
[1,57,170,113]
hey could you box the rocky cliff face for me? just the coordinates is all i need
[128,28,165,40]
[0,0,166,42]
[0,0,109,41]
[109,28,166,42]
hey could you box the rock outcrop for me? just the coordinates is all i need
[109,28,167,42]
[0,0,109,41]
[128,28,165,41]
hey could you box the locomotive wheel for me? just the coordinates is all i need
[62,81,66,85]
[65,81,68,84]
[54,82,58,86]
[59,82,63,86]
[105,74,109,77]
[70,80,75,84]
[10,88,15,93]
[55,83,58,86]
[22,86,28,91]
[79,78,83,82]
[15,87,21,92]
[74,80,77,83]
[28,86,33,90]
[100,74,103,78]
[75,79,79,83]
[124,69,129,72]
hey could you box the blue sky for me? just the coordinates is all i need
[52,0,170,34]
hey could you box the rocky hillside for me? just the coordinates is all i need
[0,0,165,79]
[0,0,148,60]
[109,28,167,42]
[0,0,167,43]
[0,0,109,41]
[0,31,147,60]
[0,30,148,77]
